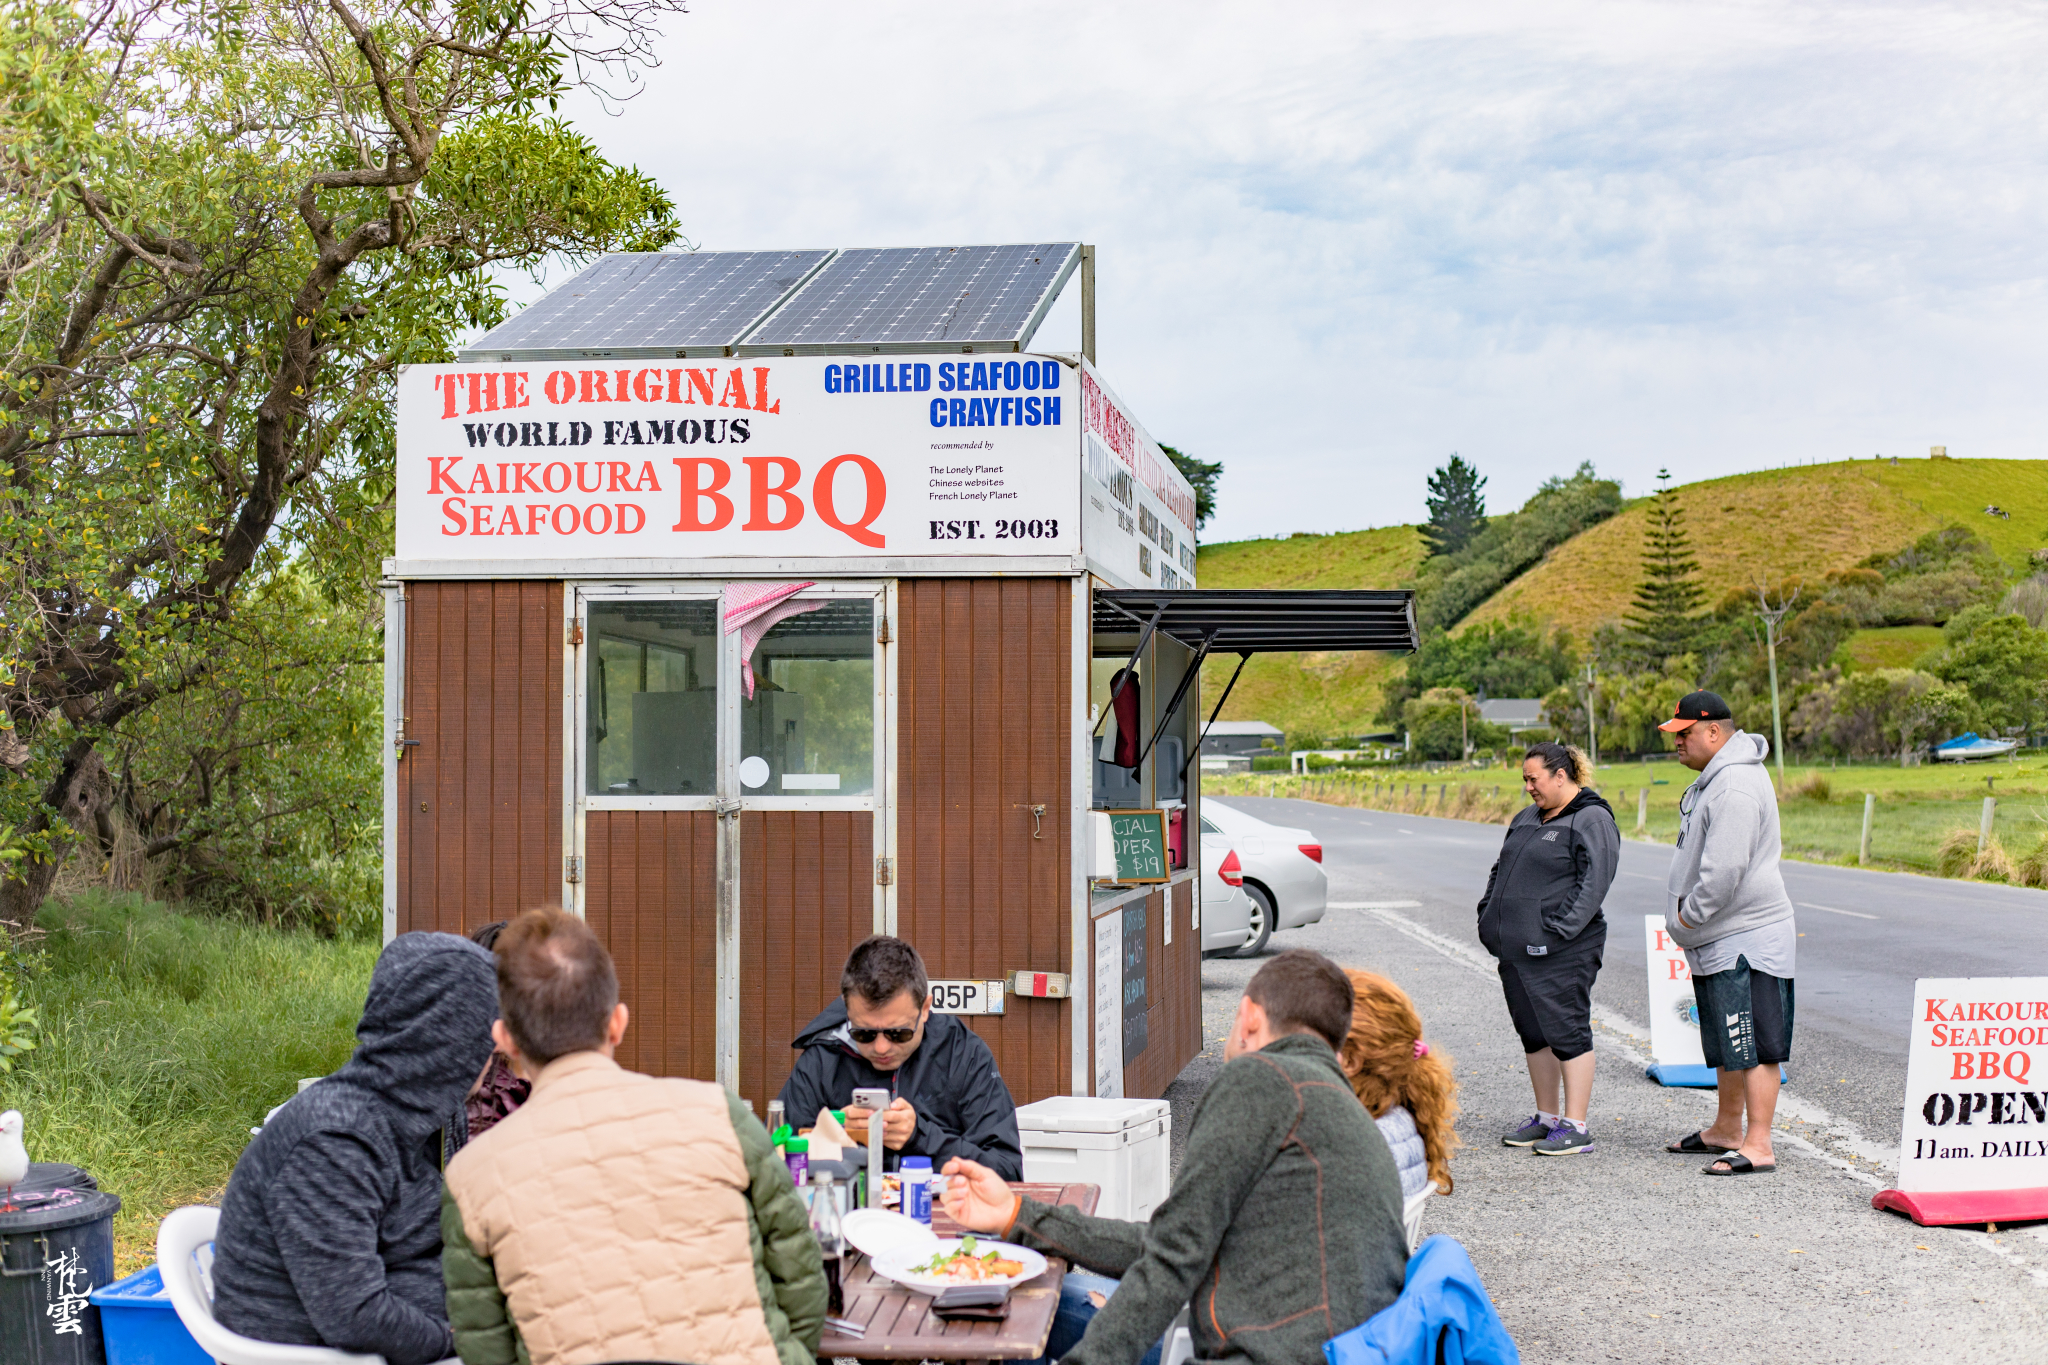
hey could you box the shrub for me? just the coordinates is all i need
[2015,832,2048,889]
[1935,828,2016,882]
[1785,773,1831,803]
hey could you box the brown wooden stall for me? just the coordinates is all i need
[383,244,1414,1118]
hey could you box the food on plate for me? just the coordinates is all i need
[907,1236,1026,1283]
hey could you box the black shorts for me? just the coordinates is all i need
[1693,955,1795,1070]
[1498,941,1602,1063]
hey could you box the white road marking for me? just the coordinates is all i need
[1397,828,1416,834]
[1327,900,1423,910]
[1800,901,1879,920]
[1348,901,2045,1280]
[1619,871,1665,882]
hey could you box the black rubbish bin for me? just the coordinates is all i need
[0,1161,122,1365]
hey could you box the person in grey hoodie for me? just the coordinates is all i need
[1477,741,1619,1157]
[212,933,499,1363]
[1656,690,1797,1177]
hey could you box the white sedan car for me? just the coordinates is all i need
[1199,826,1254,954]
[1200,800,1327,956]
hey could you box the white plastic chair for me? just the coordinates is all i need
[157,1206,386,1365]
[1402,1187,1434,1254]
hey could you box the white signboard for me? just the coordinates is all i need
[1094,910,1123,1098]
[1893,977,2048,1196]
[393,356,1079,562]
[1644,915,1707,1069]
[927,979,1007,1016]
[1078,364,1199,590]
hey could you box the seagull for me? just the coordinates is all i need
[0,1111,26,1210]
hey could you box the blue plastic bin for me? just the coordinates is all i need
[89,1263,212,1365]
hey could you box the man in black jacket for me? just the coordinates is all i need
[777,935,1022,1179]
[212,933,498,1365]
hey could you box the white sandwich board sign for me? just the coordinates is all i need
[1873,977,2048,1227]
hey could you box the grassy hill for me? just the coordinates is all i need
[1194,457,2048,741]
[1467,457,2048,639]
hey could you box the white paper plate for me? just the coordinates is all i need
[869,1238,1049,1297]
[842,1208,940,1261]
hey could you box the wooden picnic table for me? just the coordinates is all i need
[818,1181,1100,1360]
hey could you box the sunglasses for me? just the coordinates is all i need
[849,1026,917,1045]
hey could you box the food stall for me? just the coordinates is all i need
[383,243,1416,1115]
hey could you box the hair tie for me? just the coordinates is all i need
[1412,1040,1429,1059]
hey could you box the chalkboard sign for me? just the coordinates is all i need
[1105,810,1170,884]
[1122,901,1149,1065]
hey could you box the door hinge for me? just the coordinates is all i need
[876,614,892,645]
[875,856,894,886]
[564,854,583,884]
[567,620,584,647]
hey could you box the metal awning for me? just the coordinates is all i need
[1090,589,1418,784]
[1093,589,1418,654]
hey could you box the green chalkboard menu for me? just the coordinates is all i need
[1106,809,1170,884]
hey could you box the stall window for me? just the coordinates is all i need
[587,599,717,796]
[741,598,875,797]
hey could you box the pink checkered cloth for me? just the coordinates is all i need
[723,582,824,698]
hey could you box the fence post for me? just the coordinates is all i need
[1859,792,1875,866]
[1979,796,1996,854]
[1637,787,1648,836]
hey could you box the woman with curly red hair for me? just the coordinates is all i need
[1339,969,1462,1207]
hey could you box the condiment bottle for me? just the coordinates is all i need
[784,1137,810,1186]
[810,1168,844,1316]
[900,1156,934,1224]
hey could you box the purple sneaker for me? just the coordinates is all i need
[1532,1120,1594,1156]
[1502,1114,1550,1147]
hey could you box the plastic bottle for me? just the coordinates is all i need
[901,1155,934,1224]
[810,1168,845,1316]
[766,1099,786,1140]
[784,1137,809,1187]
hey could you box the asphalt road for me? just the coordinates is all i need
[1161,796,2048,1362]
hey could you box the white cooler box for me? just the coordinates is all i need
[1016,1096,1172,1221]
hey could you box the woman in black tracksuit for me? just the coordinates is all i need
[1477,741,1619,1157]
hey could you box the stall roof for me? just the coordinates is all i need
[458,242,1080,361]
[1093,589,1419,655]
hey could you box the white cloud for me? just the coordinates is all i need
[546,0,2048,541]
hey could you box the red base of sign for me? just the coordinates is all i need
[1871,1186,2048,1226]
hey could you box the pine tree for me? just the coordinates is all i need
[1420,455,1487,558]
[1626,469,1705,660]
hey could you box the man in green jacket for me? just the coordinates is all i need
[441,907,825,1365]
[943,949,1409,1365]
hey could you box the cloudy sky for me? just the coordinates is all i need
[546,1,2048,543]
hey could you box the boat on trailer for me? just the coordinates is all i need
[1933,732,2019,762]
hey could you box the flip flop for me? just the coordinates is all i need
[1667,1131,1737,1155]
[1703,1154,1776,1176]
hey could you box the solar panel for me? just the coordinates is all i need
[457,250,834,361]
[737,243,1080,355]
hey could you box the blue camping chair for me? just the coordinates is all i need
[1323,1235,1519,1365]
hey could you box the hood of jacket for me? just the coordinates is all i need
[331,932,500,1141]
[1554,787,1614,821]
[1690,729,1770,796]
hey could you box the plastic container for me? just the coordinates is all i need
[0,1161,123,1365]
[1015,1097,1171,1221]
[900,1156,933,1224]
[91,1263,211,1365]
[784,1137,809,1186]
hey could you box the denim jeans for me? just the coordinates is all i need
[1035,1269,1166,1365]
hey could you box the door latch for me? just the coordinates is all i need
[875,856,894,886]
[715,798,743,818]
[563,854,583,884]
[876,615,892,644]
[567,620,584,647]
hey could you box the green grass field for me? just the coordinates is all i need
[0,894,375,1272]
[1205,751,2048,879]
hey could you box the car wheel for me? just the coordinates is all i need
[1231,885,1274,957]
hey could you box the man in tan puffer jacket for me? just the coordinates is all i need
[442,907,825,1365]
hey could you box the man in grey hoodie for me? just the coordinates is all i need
[1657,691,1797,1176]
